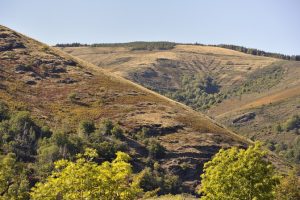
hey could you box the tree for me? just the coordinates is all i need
[1,111,41,161]
[0,101,9,121]
[275,169,300,200]
[30,148,142,200]
[0,153,29,200]
[78,120,95,136]
[199,142,279,200]
[100,119,114,135]
[146,139,166,159]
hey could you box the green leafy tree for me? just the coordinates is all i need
[111,125,124,139]
[0,153,29,200]
[199,142,279,200]
[30,148,142,200]
[78,120,96,136]
[146,139,166,159]
[1,111,41,161]
[100,119,114,135]
[35,138,60,179]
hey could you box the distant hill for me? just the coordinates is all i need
[0,25,255,194]
[60,43,300,166]
[56,42,300,61]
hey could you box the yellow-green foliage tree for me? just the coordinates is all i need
[0,153,29,200]
[199,142,279,200]
[30,148,142,200]
[275,169,300,200]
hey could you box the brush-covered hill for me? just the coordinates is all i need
[0,25,253,194]
[60,43,300,165]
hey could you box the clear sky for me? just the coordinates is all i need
[0,0,299,55]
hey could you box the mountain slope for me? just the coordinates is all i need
[0,25,252,193]
[60,44,300,165]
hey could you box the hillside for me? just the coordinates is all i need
[0,25,254,194]
[60,44,300,165]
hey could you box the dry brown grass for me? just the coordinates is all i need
[60,44,277,89]
[59,41,300,171]
[0,25,254,192]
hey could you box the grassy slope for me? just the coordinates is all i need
[60,44,300,164]
[0,25,252,193]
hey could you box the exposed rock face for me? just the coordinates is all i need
[57,78,78,84]
[63,59,77,66]
[140,68,158,78]
[132,123,184,137]
[0,32,26,51]
[15,64,33,73]
[25,80,37,85]
[232,112,256,124]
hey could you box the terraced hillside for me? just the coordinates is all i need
[61,44,300,165]
[0,25,254,194]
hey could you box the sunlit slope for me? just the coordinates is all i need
[62,44,277,91]
[61,43,300,165]
[0,25,251,192]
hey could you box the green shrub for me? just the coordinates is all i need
[111,125,124,139]
[134,127,151,141]
[146,139,166,159]
[68,93,77,103]
[100,119,114,135]
[167,74,223,111]
[0,101,9,121]
[79,120,96,136]
[0,153,30,199]
[284,137,300,164]
[275,169,300,199]
[283,115,300,132]
[36,138,60,179]
[41,126,52,138]
[92,139,128,161]
[138,166,181,195]
[274,124,283,133]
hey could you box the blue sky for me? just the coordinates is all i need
[0,0,299,55]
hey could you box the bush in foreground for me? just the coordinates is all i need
[199,142,279,200]
[30,149,142,200]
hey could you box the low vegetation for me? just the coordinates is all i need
[275,170,300,200]
[264,114,300,164]
[56,41,176,51]
[139,165,181,196]
[0,102,176,198]
[213,44,300,61]
[282,115,300,133]
[2,129,297,199]
[56,42,300,60]
[166,74,223,110]
[163,64,284,111]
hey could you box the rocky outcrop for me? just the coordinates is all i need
[232,112,256,124]
[57,78,78,84]
[0,31,25,51]
[25,80,36,85]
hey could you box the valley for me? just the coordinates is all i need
[61,43,300,165]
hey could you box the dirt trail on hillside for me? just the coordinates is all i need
[215,85,300,118]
